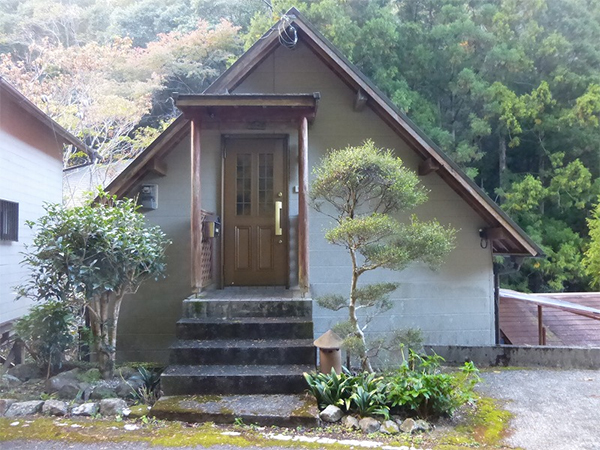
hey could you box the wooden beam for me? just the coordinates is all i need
[481,227,508,241]
[298,116,310,294]
[148,158,167,176]
[190,118,203,294]
[418,157,440,176]
[354,89,368,111]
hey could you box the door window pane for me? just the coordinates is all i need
[259,153,274,215]
[236,154,251,215]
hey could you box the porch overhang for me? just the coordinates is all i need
[183,93,318,294]
[174,93,320,125]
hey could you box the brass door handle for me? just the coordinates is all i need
[275,201,282,236]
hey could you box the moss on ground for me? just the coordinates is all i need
[0,395,514,449]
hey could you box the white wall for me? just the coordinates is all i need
[233,42,496,351]
[0,130,63,327]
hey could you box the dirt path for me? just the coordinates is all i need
[478,369,600,450]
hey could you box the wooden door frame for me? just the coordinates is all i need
[219,134,290,288]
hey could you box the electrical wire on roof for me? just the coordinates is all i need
[278,14,298,49]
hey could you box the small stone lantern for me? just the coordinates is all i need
[314,330,343,374]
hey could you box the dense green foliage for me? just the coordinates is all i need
[2,0,600,291]
[304,353,480,419]
[311,141,456,371]
[17,192,170,379]
[14,300,78,378]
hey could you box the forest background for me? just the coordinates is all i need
[2,0,600,294]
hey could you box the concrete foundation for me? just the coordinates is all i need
[427,344,600,370]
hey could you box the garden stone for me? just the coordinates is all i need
[359,417,380,434]
[99,398,128,416]
[42,400,68,416]
[319,405,343,423]
[7,363,41,381]
[5,400,44,417]
[399,418,417,433]
[115,380,136,398]
[341,415,360,430]
[71,402,98,416]
[115,366,138,379]
[380,419,400,434]
[0,374,22,388]
[415,419,431,432]
[0,399,16,416]
[46,369,81,395]
[91,386,117,400]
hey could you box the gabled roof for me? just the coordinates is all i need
[0,76,88,154]
[106,7,542,257]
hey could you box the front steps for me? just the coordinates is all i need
[161,289,316,396]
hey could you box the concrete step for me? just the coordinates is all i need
[182,298,312,319]
[176,317,314,340]
[151,393,319,427]
[169,339,316,366]
[161,364,313,395]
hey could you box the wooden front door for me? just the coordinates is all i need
[223,137,288,286]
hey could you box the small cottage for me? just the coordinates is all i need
[107,9,541,375]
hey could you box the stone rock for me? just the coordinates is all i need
[0,374,22,388]
[90,386,117,400]
[42,400,68,416]
[5,400,44,417]
[115,366,138,380]
[71,402,98,416]
[115,380,134,398]
[99,398,128,416]
[380,419,400,434]
[319,405,343,423]
[341,415,360,430]
[46,369,81,395]
[391,414,404,425]
[7,363,42,381]
[415,419,431,432]
[399,418,417,433]
[359,417,380,434]
[0,399,16,416]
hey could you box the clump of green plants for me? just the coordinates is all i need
[13,300,79,378]
[304,352,480,420]
[387,351,481,418]
[130,366,162,405]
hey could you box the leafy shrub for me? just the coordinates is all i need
[130,366,162,405]
[303,368,353,410]
[304,352,480,420]
[14,300,78,378]
[387,351,480,418]
[348,372,390,419]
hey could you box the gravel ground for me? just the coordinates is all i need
[478,368,600,450]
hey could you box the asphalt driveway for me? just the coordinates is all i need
[478,368,600,450]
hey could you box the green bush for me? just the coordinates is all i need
[304,352,480,420]
[387,351,481,418]
[14,300,78,378]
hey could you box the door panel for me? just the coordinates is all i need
[224,138,287,286]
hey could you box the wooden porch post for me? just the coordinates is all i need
[191,117,203,294]
[298,116,310,294]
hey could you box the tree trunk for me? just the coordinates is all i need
[498,134,507,191]
[88,291,121,379]
[349,249,373,373]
